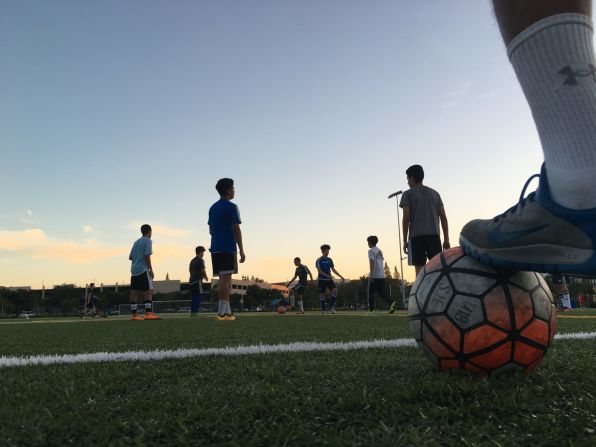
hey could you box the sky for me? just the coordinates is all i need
[0,0,553,288]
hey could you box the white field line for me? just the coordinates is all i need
[1,331,595,369]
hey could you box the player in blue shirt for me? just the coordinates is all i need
[208,178,246,321]
[315,244,345,314]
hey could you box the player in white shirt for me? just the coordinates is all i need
[367,236,395,314]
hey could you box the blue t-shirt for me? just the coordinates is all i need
[129,236,152,275]
[316,256,334,280]
[208,199,241,253]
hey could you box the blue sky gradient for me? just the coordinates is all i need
[1,1,551,287]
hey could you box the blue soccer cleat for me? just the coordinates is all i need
[460,164,596,276]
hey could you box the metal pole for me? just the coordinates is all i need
[395,198,406,306]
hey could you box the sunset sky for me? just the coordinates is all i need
[1,1,552,288]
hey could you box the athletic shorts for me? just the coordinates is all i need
[131,270,153,291]
[408,235,442,267]
[211,252,238,276]
[292,284,306,296]
[318,279,336,293]
[189,281,203,297]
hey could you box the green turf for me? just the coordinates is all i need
[0,311,595,446]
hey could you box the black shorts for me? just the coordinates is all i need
[292,284,306,296]
[131,271,153,291]
[408,235,442,267]
[318,279,336,293]
[190,281,203,297]
[211,253,238,276]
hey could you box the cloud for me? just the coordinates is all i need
[82,225,95,234]
[20,209,40,225]
[442,80,473,109]
[0,229,125,263]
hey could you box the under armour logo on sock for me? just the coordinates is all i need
[559,64,596,85]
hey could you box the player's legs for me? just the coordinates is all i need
[212,253,237,320]
[318,280,328,313]
[296,286,305,313]
[553,275,572,310]
[328,278,338,313]
[493,0,591,45]
[129,274,145,320]
[190,282,202,317]
[218,273,232,316]
[143,272,160,320]
[410,236,431,276]
[460,0,596,276]
[367,278,375,313]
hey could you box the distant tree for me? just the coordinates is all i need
[393,266,400,281]
[384,263,392,279]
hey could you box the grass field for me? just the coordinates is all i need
[1,310,595,446]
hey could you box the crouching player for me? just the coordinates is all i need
[287,257,313,314]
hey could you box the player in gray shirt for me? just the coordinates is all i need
[400,165,450,276]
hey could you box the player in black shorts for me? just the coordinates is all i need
[315,245,345,314]
[400,165,450,276]
[287,257,313,314]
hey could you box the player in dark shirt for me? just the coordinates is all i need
[287,257,313,314]
[189,246,209,317]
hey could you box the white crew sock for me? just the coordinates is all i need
[508,13,596,209]
[299,300,304,312]
[225,301,232,315]
[218,300,226,316]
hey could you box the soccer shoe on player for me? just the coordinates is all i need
[224,314,236,321]
[460,164,596,276]
[144,312,162,320]
[216,315,227,321]
[388,302,397,314]
[131,314,144,321]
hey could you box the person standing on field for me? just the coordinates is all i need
[400,165,450,276]
[209,178,246,321]
[129,224,161,321]
[189,246,209,317]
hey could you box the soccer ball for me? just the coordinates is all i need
[277,306,287,314]
[408,247,556,373]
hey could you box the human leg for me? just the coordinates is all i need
[367,278,375,312]
[460,0,596,275]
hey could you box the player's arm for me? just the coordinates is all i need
[232,223,245,263]
[402,206,410,254]
[439,206,450,249]
[331,267,344,281]
[287,274,297,286]
[369,258,374,277]
[202,266,208,282]
[308,269,314,281]
[146,255,154,279]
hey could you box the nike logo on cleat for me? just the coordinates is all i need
[488,223,550,243]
